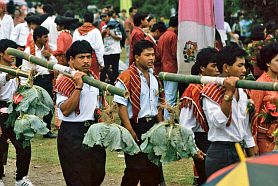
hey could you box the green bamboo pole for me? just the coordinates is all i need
[6,48,129,98]
[159,72,278,91]
[0,65,29,78]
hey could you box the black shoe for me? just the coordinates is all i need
[43,131,57,138]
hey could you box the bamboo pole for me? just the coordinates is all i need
[6,48,129,98]
[158,72,278,91]
[0,65,29,78]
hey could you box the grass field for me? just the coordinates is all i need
[7,135,194,186]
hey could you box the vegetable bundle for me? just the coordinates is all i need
[83,123,140,155]
[5,85,53,147]
[140,121,197,166]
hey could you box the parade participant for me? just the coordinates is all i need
[145,22,166,75]
[25,15,44,48]
[10,12,34,67]
[55,40,106,186]
[124,6,137,65]
[250,42,278,154]
[73,11,104,78]
[53,16,78,66]
[0,2,14,40]
[41,4,58,51]
[22,26,58,138]
[201,45,256,178]
[0,39,33,186]
[100,11,122,84]
[129,12,148,66]
[179,48,219,185]
[157,16,178,120]
[114,40,163,186]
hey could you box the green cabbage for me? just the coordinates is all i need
[83,123,140,155]
[140,121,198,165]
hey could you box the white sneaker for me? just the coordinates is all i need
[15,177,33,186]
[0,179,4,186]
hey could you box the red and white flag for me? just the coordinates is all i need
[177,0,216,74]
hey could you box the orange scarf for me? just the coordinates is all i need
[78,22,96,36]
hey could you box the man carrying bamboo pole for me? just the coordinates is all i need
[22,26,57,138]
[0,39,33,186]
[179,47,219,185]
[201,45,256,178]
[55,40,106,186]
[114,40,164,186]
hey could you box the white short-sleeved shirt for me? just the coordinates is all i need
[56,83,99,122]
[202,88,255,148]
[113,68,159,119]
[0,72,18,102]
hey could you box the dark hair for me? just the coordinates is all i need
[33,26,49,42]
[129,6,137,14]
[147,16,154,23]
[251,24,266,41]
[69,40,93,58]
[64,10,74,18]
[133,13,148,27]
[191,63,200,75]
[0,39,17,53]
[257,42,278,71]
[133,40,154,57]
[84,12,94,23]
[151,22,167,33]
[216,45,247,73]
[193,47,218,74]
[169,16,178,27]
[43,4,54,16]
[121,9,127,13]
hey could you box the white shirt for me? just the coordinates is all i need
[218,21,232,46]
[102,19,122,55]
[114,68,159,119]
[22,45,58,75]
[10,22,30,47]
[41,15,58,51]
[179,106,205,133]
[0,14,14,40]
[56,83,99,122]
[202,88,255,148]
[0,72,18,101]
[72,27,104,67]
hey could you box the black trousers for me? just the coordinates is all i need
[205,141,240,178]
[57,121,106,186]
[100,53,120,85]
[33,74,54,130]
[0,112,31,180]
[193,132,211,185]
[121,118,162,186]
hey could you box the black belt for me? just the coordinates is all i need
[62,120,95,127]
[138,116,156,123]
[212,141,244,147]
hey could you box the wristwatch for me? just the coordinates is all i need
[223,94,233,102]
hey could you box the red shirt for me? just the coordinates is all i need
[129,27,145,65]
[99,21,106,32]
[157,29,177,73]
[53,30,72,56]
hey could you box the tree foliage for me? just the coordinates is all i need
[27,0,178,18]
[225,0,278,25]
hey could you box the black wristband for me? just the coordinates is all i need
[75,86,82,91]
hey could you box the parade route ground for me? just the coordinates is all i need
[3,134,194,186]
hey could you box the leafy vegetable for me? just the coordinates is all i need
[83,123,140,155]
[13,114,49,148]
[140,121,197,166]
[5,84,53,147]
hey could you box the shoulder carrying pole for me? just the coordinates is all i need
[6,48,129,98]
[158,72,278,91]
